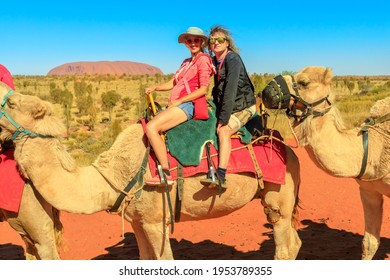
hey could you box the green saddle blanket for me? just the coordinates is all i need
[166,101,265,166]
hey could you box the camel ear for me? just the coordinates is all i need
[32,101,53,119]
[32,104,66,137]
[323,68,333,85]
[33,103,47,119]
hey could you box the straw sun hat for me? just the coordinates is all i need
[178,27,208,43]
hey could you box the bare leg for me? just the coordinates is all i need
[146,106,187,169]
[217,116,241,169]
[217,126,233,169]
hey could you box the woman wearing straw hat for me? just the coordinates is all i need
[144,27,214,186]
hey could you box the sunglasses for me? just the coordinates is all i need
[185,38,202,45]
[209,37,227,44]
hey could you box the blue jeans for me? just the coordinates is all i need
[177,101,194,120]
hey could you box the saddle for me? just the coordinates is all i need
[0,148,25,212]
[142,102,286,185]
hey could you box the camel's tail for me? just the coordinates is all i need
[52,207,67,252]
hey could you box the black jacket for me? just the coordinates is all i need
[212,51,256,125]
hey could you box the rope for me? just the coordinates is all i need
[265,107,300,149]
[120,194,135,239]
[363,125,390,140]
[287,118,300,148]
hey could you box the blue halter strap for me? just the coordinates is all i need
[0,90,52,140]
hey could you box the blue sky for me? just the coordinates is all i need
[1,1,389,76]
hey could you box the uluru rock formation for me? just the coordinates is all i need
[47,61,163,76]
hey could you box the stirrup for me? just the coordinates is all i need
[200,177,227,189]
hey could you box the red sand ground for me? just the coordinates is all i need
[0,147,389,260]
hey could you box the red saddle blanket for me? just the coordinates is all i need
[148,134,287,185]
[0,149,25,212]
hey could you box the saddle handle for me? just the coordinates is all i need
[146,92,165,142]
[146,93,158,117]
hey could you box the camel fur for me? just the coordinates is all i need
[0,84,302,260]
[282,66,390,259]
[0,181,63,259]
[0,82,63,260]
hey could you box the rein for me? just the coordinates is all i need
[357,113,390,179]
[0,90,52,140]
[109,146,150,213]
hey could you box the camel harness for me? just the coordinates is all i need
[261,75,390,180]
[0,90,53,140]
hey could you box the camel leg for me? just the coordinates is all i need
[140,221,173,260]
[24,186,61,260]
[130,220,157,260]
[359,185,383,260]
[17,184,61,259]
[262,181,301,260]
[3,183,61,260]
[6,218,41,260]
[21,236,38,260]
[8,218,60,260]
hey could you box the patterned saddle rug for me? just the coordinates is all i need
[141,113,287,185]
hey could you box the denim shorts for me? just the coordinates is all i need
[177,101,194,120]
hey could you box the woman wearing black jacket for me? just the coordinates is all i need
[206,25,256,188]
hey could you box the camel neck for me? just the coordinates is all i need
[300,109,364,178]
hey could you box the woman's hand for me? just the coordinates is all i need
[145,86,157,95]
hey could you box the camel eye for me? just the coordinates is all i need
[7,99,16,109]
[298,80,310,87]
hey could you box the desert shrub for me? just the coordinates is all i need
[12,74,389,164]
[337,88,390,128]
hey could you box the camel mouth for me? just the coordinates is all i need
[261,75,292,110]
[262,74,333,124]
[0,129,9,143]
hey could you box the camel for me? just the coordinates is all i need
[262,66,389,259]
[0,180,63,259]
[0,83,302,260]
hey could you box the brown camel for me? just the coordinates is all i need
[0,180,63,259]
[262,66,389,259]
[0,84,302,260]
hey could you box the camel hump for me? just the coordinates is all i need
[370,96,390,119]
[368,97,390,135]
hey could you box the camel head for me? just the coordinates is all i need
[0,84,66,142]
[261,66,334,124]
